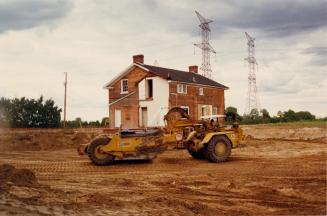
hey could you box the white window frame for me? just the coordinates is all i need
[121,79,128,94]
[177,84,187,94]
[180,106,189,115]
[213,107,218,115]
[199,87,204,95]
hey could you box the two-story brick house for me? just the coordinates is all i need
[104,54,228,128]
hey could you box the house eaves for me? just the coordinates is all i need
[103,63,150,89]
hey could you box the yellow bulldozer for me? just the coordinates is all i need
[78,107,245,165]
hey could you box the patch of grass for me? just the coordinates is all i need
[263,121,326,127]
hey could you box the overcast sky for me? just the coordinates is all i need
[0,0,326,120]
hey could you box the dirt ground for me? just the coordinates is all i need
[0,124,326,215]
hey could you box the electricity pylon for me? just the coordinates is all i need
[194,11,216,78]
[244,32,260,114]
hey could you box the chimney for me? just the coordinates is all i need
[189,65,198,73]
[133,54,144,64]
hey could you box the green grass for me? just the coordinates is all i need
[262,120,327,127]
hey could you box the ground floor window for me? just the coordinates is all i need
[213,107,218,115]
[180,106,189,115]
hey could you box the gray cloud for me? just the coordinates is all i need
[210,0,327,37]
[0,0,73,33]
[128,0,326,38]
[303,46,327,56]
[302,46,327,66]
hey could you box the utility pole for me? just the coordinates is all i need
[194,11,216,78]
[63,72,67,128]
[244,32,260,114]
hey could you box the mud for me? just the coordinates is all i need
[0,125,326,215]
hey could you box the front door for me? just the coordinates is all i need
[141,107,148,127]
[114,109,121,128]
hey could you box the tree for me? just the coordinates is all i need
[0,96,61,128]
[260,109,270,119]
[283,109,299,122]
[249,108,260,120]
[260,108,271,123]
[295,111,315,121]
[225,106,243,123]
[0,98,11,127]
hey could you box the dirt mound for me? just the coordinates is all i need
[0,129,102,152]
[0,164,38,188]
[242,125,327,142]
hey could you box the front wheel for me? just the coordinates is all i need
[87,137,114,165]
[206,136,232,163]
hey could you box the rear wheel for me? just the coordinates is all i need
[87,137,114,165]
[206,136,232,163]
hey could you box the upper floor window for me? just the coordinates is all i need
[121,79,128,94]
[146,79,153,99]
[177,84,187,94]
[199,87,204,95]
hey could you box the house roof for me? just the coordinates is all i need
[104,63,228,89]
[138,64,229,89]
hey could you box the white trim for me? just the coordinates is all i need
[103,63,150,89]
[134,63,150,72]
[109,91,136,106]
[201,114,225,119]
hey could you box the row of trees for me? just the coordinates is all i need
[0,96,62,128]
[225,106,320,124]
[0,96,110,128]
[65,117,109,128]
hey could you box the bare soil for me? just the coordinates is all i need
[0,125,326,215]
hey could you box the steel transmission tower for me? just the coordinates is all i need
[244,32,260,114]
[194,11,216,78]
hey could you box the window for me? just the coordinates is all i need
[180,106,189,115]
[199,105,212,119]
[146,79,153,98]
[121,79,128,94]
[213,107,218,115]
[177,84,187,94]
[199,87,204,95]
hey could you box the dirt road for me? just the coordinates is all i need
[0,125,326,215]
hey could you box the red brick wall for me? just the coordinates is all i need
[168,83,225,120]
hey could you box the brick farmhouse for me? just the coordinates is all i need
[104,55,228,128]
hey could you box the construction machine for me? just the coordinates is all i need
[78,107,245,165]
